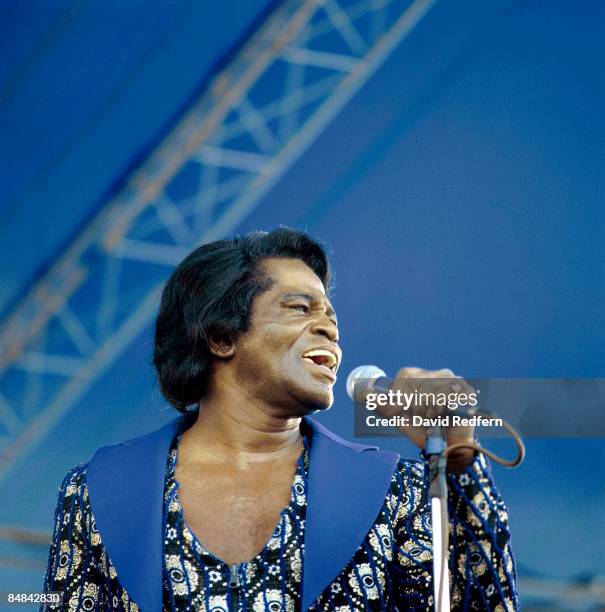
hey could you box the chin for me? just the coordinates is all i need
[302,389,334,413]
[285,377,334,415]
[307,402,333,415]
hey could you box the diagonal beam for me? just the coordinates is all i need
[0,0,437,484]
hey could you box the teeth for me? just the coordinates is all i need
[301,349,337,369]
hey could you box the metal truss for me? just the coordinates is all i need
[0,0,437,483]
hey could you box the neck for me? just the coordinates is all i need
[178,383,304,465]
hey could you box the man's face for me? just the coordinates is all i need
[229,257,341,416]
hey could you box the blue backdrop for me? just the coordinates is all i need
[1,1,603,608]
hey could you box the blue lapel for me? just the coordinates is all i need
[87,414,195,612]
[301,419,399,610]
[86,414,399,611]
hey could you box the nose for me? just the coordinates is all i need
[311,314,339,343]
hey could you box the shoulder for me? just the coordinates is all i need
[303,416,382,452]
[49,464,96,551]
[87,415,191,471]
[56,463,89,499]
[53,463,92,516]
[59,463,89,487]
[304,417,403,473]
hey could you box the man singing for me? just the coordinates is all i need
[43,228,519,610]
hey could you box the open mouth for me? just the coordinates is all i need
[301,349,338,375]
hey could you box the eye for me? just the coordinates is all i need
[290,303,310,313]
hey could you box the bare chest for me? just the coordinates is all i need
[175,460,298,565]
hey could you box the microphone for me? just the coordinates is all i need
[346,365,390,403]
[346,364,479,418]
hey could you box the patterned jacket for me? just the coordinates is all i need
[43,414,519,610]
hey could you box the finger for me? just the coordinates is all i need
[438,378,477,403]
[417,371,475,396]
[395,367,426,378]
[449,377,476,396]
[423,368,456,378]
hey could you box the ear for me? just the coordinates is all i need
[208,330,236,359]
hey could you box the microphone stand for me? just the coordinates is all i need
[425,426,450,612]
[346,365,525,611]
[423,412,526,611]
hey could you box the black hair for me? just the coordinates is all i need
[153,227,330,412]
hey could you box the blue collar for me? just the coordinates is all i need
[87,413,399,611]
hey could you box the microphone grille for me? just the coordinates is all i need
[346,365,387,400]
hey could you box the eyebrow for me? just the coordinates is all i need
[281,292,338,320]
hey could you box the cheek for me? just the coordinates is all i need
[240,334,293,376]
[257,326,301,362]
[238,323,305,380]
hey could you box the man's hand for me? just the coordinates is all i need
[377,367,477,472]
